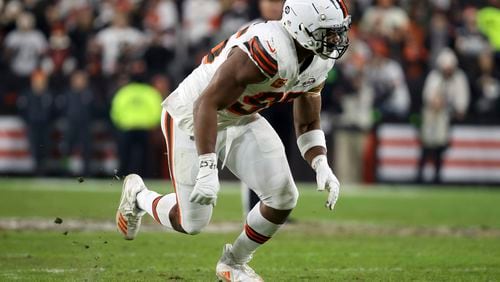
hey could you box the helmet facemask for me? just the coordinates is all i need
[302,16,351,59]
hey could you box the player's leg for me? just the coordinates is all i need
[138,109,213,234]
[434,146,447,184]
[116,173,210,239]
[118,109,212,238]
[216,117,298,281]
[137,183,213,235]
[229,118,297,260]
[417,146,430,183]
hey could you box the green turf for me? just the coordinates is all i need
[1,177,500,227]
[1,177,500,281]
[1,231,499,281]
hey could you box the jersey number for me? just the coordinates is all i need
[228,91,303,115]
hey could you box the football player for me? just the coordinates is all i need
[116,0,350,281]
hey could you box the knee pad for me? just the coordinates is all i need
[180,207,212,235]
[261,179,299,210]
[181,219,207,235]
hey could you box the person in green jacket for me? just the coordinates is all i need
[477,6,500,53]
[111,78,162,176]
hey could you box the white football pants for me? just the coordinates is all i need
[161,108,298,234]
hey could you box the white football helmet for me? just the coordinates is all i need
[281,0,351,59]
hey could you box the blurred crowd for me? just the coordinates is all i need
[0,0,499,179]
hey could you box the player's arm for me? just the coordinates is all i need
[293,83,325,165]
[190,47,266,205]
[293,83,340,211]
[194,48,266,154]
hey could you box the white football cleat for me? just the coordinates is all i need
[216,244,263,282]
[116,174,146,240]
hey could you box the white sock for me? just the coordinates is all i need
[137,189,161,215]
[230,203,282,264]
[137,190,177,229]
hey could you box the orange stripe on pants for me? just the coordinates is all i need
[163,111,182,225]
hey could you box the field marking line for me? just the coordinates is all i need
[1,218,499,238]
[1,179,483,199]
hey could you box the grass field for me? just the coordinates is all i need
[1,177,500,281]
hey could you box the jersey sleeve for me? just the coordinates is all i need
[234,34,278,78]
[307,60,335,96]
[306,81,326,96]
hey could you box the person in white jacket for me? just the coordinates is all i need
[417,48,470,183]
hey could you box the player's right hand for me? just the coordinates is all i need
[190,153,220,206]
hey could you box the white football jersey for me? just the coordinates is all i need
[162,20,336,135]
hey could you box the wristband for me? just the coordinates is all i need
[297,129,326,158]
[198,153,217,170]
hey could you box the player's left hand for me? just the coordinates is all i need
[311,155,340,211]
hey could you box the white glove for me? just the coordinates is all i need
[190,153,220,206]
[311,155,340,211]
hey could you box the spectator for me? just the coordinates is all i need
[43,25,76,75]
[156,0,179,32]
[43,25,77,94]
[18,70,53,175]
[110,64,162,176]
[364,39,410,121]
[143,31,175,77]
[360,0,409,59]
[402,36,428,114]
[417,48,470,184]
[4,12,47,92]
[150,74,172,99]
[333,41,375,184]
[454,7,490,81]
[182,0,221,71]
[214,0,251,43]
[183,0,221,47]
[477,5,500,68]
[258,0,283,20]
[94,0,121,29]
[96,13,145,75]
[0,0,23,34]
[473,51,500,123]
[402,4,429,114]
[68,5,95,69]
[85,37,110,119]
[143,0,179,41]
[428,11,453,66]
[360,0,410,39]
[60,70,94,176]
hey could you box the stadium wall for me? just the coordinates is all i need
[0,116,117,175]
[377,124,500,184]
[2,116,500,184]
